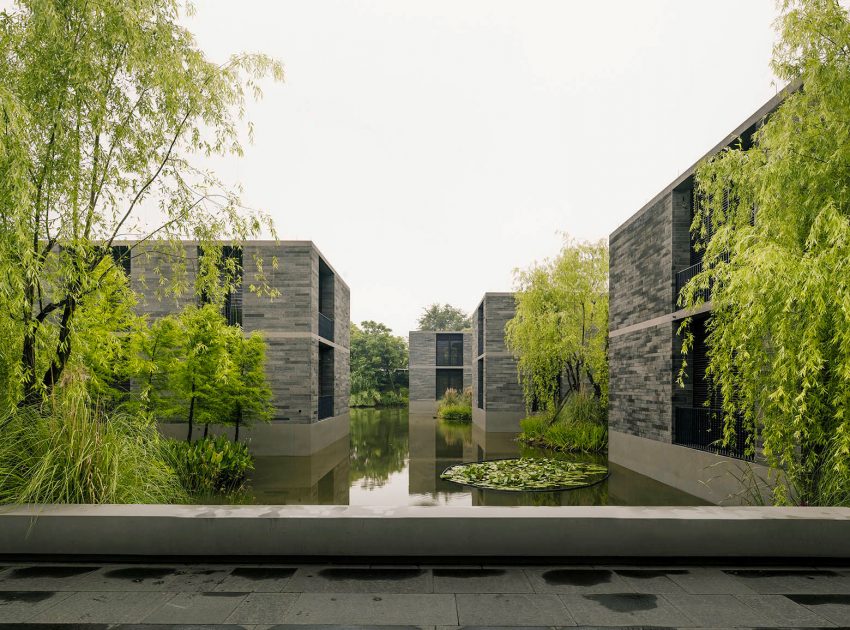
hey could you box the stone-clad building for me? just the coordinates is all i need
[471,293,526,432]
[121,240,350,455]
[607,90,791,503]
[408,331,472,411]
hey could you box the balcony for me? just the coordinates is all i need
[675,251,729,306]
[673,407,752,460]
[318,312,334,342]
[318,395,334,420]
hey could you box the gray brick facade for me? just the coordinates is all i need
[408,330,472,402]
[472,293,525,414]
[124,240,350,426]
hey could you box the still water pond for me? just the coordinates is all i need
[248,408,707,506]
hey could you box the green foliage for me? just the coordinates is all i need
[681,0,850,505]
[165,436,253,496]
[350,321,408,406]
[506,236,609,415]
[417,303,471,331]
[125,304,273,440]
[437,387,472,422]
[0,379,186,504]
[0,0,281,404]
[350,387,409,408]
[437,404,472,423]
[518,392,608,453]
[441,458,608,491]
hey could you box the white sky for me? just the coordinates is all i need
[181,1,782,336]
[43,1,791,336]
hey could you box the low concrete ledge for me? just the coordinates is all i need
[0,505,848,559]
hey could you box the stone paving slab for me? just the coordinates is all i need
[558,593,695,627]
[786,594,850,626]
[611,569,689,594]
[524,569,632,594]
[281,593,458,625]
[723,569,850,594]
[433,569,533,593]
[223,592,301,624]
[2,562,850,627]
[0,589,74,622]
[284,567,433,594]
[455,593,575,626]
[29,590,177,624]
[141,591,248,624]
[665,568,760,595]
[215,567,299,593]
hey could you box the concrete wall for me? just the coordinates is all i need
[1,504,848,558]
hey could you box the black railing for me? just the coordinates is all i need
[675,251,730,305]
[318,312,334,342]
[673,407,752,460]
[318,395,334,420]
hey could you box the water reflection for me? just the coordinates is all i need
[247,407,707,506]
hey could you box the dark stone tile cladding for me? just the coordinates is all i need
[609,194,674,331]
[608,323,673,442]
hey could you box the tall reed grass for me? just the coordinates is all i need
[0,386,186,505]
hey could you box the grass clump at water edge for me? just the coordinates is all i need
[437,387,472,423]
[519,391,608,453]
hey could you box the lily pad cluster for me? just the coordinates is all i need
[440,458,608,491]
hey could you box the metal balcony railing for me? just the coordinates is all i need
[675,251,730,305]
[673,407,752,460]
[318,395,334,420]
[318,312,334,342]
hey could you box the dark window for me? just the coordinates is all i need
[476,358,484,409]
[436,368,464,400]
[110,245,131,276]
[436,333,464,366]
[197,245,243,327]
[477,304,484,356]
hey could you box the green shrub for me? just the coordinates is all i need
[556,390,607,425]
[0,386,186,505]
[437,387,472,423]
[519,415,548,439]
[439,403,472,423]
[519,392,608,453]
[166,436,254,496]
[350,388,409,408]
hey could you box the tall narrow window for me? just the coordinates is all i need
[436,333,463,366]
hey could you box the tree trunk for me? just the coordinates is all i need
[41,298,77,393]
[187,380,196,442]
[203,422,209,439]
[235,403,242,442]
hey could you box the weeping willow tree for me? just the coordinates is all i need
[680,0,850,506]
[505,237,608,416]
[0,0,282,406]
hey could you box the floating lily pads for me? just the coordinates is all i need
[440,457,609,492]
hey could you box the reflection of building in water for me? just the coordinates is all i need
[471,293,526,433]
[407,412,471,498]
[249,435,350,505]
[408,331,472,412]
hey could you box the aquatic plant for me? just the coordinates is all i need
[441,457,608,491]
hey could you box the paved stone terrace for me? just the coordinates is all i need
[0,562,848,628]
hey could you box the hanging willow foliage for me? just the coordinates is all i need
[680,0,850,506]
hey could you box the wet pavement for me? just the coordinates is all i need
[0,562,848,627]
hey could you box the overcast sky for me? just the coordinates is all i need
[184,1,780,337]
